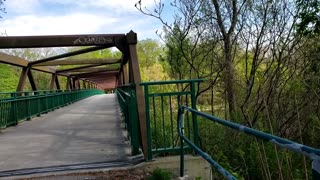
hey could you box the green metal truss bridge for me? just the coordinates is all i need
[0,32,319,179]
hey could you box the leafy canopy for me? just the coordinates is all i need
[296,0,320,35]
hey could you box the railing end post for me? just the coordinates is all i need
[178,105,185,178]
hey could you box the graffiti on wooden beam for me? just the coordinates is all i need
[73,36,113,45]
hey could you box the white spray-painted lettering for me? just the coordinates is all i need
[73,37,112,45]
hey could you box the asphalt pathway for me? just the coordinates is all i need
[0,94,131,172]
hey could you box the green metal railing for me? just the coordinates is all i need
[116,85,140,156]
[178,105,320,180]
[0,89,104,128]
[141,79,203,160]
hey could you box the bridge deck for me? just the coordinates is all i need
[0,94,131,172]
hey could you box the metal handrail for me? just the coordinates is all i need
[115,87,140,155]
[178,105,320,180]
[140,79,203,86]
[0,89,104,128]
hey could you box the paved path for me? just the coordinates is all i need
[0,94,131,172]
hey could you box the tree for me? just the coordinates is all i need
[136,0,224,102]
[136,39,168,82]
[296,0,320,35]
[0,0,5,18]
[136,0,320,178]
[0,0,6,35]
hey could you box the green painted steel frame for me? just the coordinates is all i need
[116,86,140,156]
[141,79,203,160]
[0,89,104,128]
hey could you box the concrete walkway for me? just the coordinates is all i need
[0,94,131,172]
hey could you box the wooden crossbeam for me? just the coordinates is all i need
[71,71,118,78]
[56,63,117,73]
[35,58,121,66]
[85,77,115,81]
[67,67,120,73]
[29,46,107,66]
[0,52,69,76]
[0,52,28,67]
[0,34,126,48]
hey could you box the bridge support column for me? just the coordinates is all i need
[55,75,61,90]
[66,77,73,90]
[17,67,37,91]
[82,80,87,89]
[50,74,61,90]
[75,78,80,89]
[28,69,37,91]
[17,67,28,92]
[123,63,128,85]
[127,31,149,160]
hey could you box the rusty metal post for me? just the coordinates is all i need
[72,78,76,90]
[27,69,37,91]
[123,63,128,85]
[66,77,71,89]
[127,30,149,160]
[50,74,56,90]
[76,78,80,89]
[55,75,61,90]
[82,80,87,89]
[17,67,29,92]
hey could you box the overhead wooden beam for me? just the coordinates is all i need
[29,46,107,66]
[0,52,28,67]
[89,77,116,81]
[35,58,121,66]
[84,76,116,80]
[0,34,126,48]
[57,63,111,73]
[71,71,118,78]
[60,66,119,73]
[0,52,71,76]
[74,67,120,73]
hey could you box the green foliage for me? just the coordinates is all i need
[137,39,163,68]
[296,0,320,35]
[0,0,5,19]
[0,64,19,92]
[137,39,170,82]
[147,168,172,180]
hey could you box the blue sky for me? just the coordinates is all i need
[0,0,173,40]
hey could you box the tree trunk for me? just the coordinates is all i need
[224,38,235,120]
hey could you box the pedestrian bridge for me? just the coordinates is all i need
[0,32,319,179]
[0,94,139,176]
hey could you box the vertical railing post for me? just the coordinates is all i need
[178,106,185,178]
[190,81,199,147]
[25,92,31,120]
[312,160,320,180]
[35,91,41,117]
[45,91,49,113]
[130,88,140,155]
[11,92,18,125]
[144,85,152,160]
